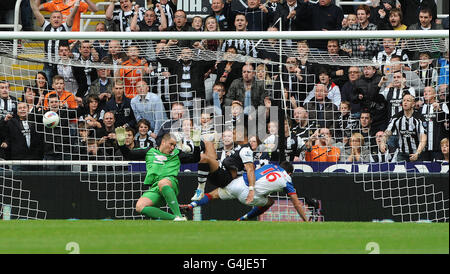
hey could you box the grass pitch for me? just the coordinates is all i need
[0,220,447,254]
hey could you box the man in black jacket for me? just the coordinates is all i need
[399,0,437,27]
[157,45,215,108]
[3,103,43,170]
[103,80,136,129]
[295,0,344,51]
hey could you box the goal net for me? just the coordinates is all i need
[0,28,448,222]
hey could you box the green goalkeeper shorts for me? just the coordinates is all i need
[141,176,179,208]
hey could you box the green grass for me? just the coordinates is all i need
[0,220,448,254]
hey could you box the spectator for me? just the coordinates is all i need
[295,0,344,51]
[157,46,215,108]
[2,102,43,167]
[215,46,244,91]
[221,13,258,58]
[210,82,227,116]
[249,135,271,166]
[341,13,357,31]
[105,0,143,47]
[436,138,449,162]
[103,40,128,75]
[217,129,235,163]
[304,83,339,130]
[175,118,195,152]
[381,55,421,93]
[77,94,104,132]
[334,101,358,144]
[262,121,279,152]
[370,131,398,162]
[131,80,167,138]
[88,66,113,108]
[342,5,379,60]
[323,39,349,88]
[200,16,223,52]
[34,71,51,105]
[0,81,18,121]
[55,44,88,103]
[134,119,156,149]
[37,0,98,32]
[237,0,274,32]
[225,64,270,114]
[342,132,370,162]
[274,0,308,34]
[75,40,99,91]
[22,87,43,113]
[354,110,377,150]
[399,0,437,27]
[92,22,110,61]
[123,127,136,151]
[153,0,176,29]
[210,0,233,31]
[255,64,273,90]
[380,70,416,117]
[419,86,450,161]
[340,66,362,114]
[191,15,203,31]
[116,45,151,99]
[373,37,410,73]
[407,7,443,61]
[166,9,196,48]
[272,57,305,112]
[96,111,119,155]
[353,65,382,105]
[131,3,167,63]
[386,7,407,31]
[295,40,317,92]
[156,102,186,145]
[30,0,79,87]
[304,66,341,108]
[370,0,396,30]
[415,52,438,90]
[305,127,341,162]
[44,75,78,110]
[103,80,136,129]
[383,93,427,162]
[290,106,318,141]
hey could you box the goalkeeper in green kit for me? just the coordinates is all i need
[117,128,202,221]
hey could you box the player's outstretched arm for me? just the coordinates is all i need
[244,163,256,204]
[289,193,309,222]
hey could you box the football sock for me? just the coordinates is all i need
[189,193,212,208]
[141,206,175,220]
[239,206,265,221]
[161,185,182,217]
[197,163,209,190]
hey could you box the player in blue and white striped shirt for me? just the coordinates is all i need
[181,162,309,222]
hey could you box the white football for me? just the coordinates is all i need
[43,111,60,128]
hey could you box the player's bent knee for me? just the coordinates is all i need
[157,179,172,191]
[136,197,152,213]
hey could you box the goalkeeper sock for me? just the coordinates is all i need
[141,206,175,220]
[161,185,182,217]
[189,193,212,208]
[197,163,209,190]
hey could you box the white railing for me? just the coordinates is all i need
[1,29,448,41]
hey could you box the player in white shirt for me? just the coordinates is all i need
[181,162,309,221]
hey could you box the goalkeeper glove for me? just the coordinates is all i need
[115,127,126,146]
[191,129,201,147]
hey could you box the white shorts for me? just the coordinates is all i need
[217,177,269,207]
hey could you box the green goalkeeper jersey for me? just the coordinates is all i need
[144,148,181,186]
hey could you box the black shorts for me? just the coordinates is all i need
[208,167,233,188]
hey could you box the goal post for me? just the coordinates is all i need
[0,29,448,222]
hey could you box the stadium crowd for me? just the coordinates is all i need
[0,0,449,170]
